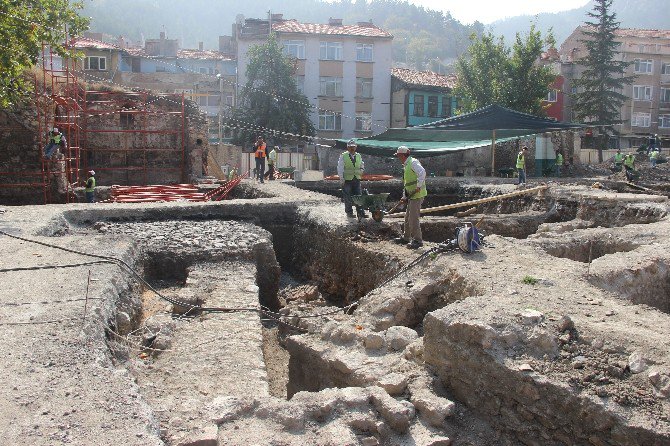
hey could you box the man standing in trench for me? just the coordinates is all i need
[337,139,366,218]
[393,146,426,249]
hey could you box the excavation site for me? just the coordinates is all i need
[1,178,669,446]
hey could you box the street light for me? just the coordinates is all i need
[217,73,223,145]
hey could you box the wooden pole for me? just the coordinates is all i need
[491,129,496,176]
[386,185,548,218]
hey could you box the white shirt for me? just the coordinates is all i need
[404,157,426,188]
[337,151,365,180]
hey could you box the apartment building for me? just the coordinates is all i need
[560,27,670,148]
[390,68,457,128]
[73,32,237,143]
[235,14,393,141]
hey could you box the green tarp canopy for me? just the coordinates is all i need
[335,104,584,158]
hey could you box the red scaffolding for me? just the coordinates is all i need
[80,90,186,186]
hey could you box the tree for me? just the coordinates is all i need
[0,0,89,107]
[571,0,632,162]
[230,33,315,147]
[455,26,556,115]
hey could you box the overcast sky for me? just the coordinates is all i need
[407,0,591,24]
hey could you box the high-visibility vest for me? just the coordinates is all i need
[268,149,277,165]
[404,156,427,200]
[341,152,362,181]
[255,142,266,158]
[624,155,635,168]
[85,176,96,192]
[516,152,525,169]
[556,153,563,166]
[650,150,659,160]
[614,153,624,164]
[51,133,62,144]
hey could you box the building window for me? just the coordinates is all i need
[319,76,342,96]
[319,41,343,60]
[356,43,373,62]
[441,97,452,117]
[295,75,305,94]
[355,113,372,132]
[634,59,653,74]
[283,40,305,59]
[84,56,106,71]
[546,89,558,102]
[197,95,221,107]
[662,63,670,75]
[427,96,438,118]
[318,111,342,131]
[224,93,234,107]
[633,85,652,101]
[413,95,425,117]
[631,112,651,127]
[661,87,670,103]
[356,78,373,98]
[199,67,208,74]
[660,115,670,128]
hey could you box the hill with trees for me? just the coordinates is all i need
[80,0,483,71]
[489,0,669,46]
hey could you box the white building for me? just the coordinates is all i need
[235,14,393,142]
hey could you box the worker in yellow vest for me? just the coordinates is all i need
[85,170,96,203]
[254,135,267,183]
[623,153,636,181]
[337,139,366,218]
[555,151,564,177]
[613,149,624,169]
[516,146,529,186]
[267,146,279,180]
[44,127,67,160]
[650,149,659,168]
[393,146,427,249]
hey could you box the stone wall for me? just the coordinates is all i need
[209,142,243,172]
[0,87,210,205]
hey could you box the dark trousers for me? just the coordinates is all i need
[255,157,265,183]
[342,178,363,216]
[85,191,95,203]
[267,163,276,180]
[44,142,58,158]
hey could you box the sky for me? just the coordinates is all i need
[407,0,591,24]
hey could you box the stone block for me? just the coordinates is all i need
[385,326,419,351]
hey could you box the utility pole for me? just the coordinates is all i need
[217,73,223,145]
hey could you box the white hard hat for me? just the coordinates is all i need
[53,127,59,133]
[347,139,357,147]
[394,146,410,155]
[88,170,95,175]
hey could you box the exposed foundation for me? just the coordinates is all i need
[1,179,669,446]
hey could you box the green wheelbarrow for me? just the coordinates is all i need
[351,192,390,222]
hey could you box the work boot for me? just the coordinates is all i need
[407,240,424,249]
[393,237,409,245]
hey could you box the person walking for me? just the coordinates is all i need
[555,151,564,177]
[85,170,96,203]
[337,139,366,218]
[650,148,659,168]
[392,146,427,249]
[267,146,279,180]
[254,136,267,183]
[516,146,529,186]
[44,127,67,160]
[614,149,624,169]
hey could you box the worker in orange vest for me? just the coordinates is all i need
[254,135,267,183]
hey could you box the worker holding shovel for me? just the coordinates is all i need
[392,146,427,249]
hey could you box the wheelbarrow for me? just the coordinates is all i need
[351,192,390,222]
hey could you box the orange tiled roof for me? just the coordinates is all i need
[272,20,392,38]
[391,68,457,90]
[615,28,670,39]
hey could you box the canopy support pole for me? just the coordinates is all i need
[490,129,496,176]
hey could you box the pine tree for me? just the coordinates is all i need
[229,34,315,147]
[571,0,633,161]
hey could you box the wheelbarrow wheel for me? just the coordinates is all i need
[372,209,384,222]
